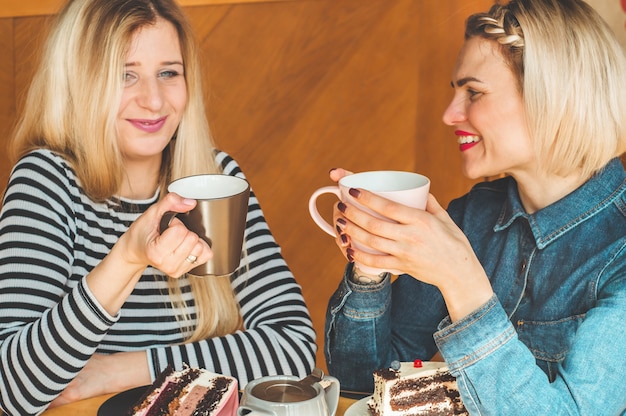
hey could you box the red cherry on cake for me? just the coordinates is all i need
[413,359,423,368]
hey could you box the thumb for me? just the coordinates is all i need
[160,192,197,215]
[425,193,446,216]
[329,168,354,183]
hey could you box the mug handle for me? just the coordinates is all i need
[159,211,202,244]
[158,211,178,234]
[322,375,341,416]
[308,186,342,237]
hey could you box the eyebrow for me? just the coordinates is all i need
[450,76,482,88]
[125,61,184,67]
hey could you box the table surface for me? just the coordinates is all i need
[38,393,359,416]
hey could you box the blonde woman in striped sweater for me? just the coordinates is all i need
[0,1,315,415]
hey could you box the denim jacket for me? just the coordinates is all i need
[325,158,626,415]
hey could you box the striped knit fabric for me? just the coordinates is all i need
[0,149,316,416]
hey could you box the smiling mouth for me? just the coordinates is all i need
[457,133,481,151]
[129,117,167,133]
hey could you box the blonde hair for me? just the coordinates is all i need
[466,0,626,179]
[10,0,242,342]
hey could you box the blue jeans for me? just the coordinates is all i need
[325,158,626,415]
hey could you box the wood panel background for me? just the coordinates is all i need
[0,0,492,373]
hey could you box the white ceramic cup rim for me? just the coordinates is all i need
[338,170,429,192]
[308,170,430,276]
[168,174,249,200]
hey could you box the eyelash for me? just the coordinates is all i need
[123,70,183,83]
[158,70,180,79]
[467,88,481,101]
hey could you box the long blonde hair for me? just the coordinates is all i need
[466,0,626,179]
[10,0,242,342]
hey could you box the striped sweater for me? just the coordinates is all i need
[0,149,316,416]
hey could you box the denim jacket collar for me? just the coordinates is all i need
[494,158,626,249]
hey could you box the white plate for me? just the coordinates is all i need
[344,396,372,416]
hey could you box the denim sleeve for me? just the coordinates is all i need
[435,290,626,415]
[324,264,392,392]
[324,264,445,392]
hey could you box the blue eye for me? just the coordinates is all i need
[159,70,179,79]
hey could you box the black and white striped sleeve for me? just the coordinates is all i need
[0,151,118,416]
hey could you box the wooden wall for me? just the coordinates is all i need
[0,0,493,373]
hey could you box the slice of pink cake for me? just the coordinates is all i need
[128,365,238,416]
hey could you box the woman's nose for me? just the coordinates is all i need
[442,96,466,126]
[137,79,163,111]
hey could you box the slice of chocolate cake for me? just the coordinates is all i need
[128,364,238,416]
[368,361,467,416]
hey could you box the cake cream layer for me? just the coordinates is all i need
[130,366,237,416]
[368,361,467,416]
[172,370,236,416]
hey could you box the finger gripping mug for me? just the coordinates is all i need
[308,170,430,275]
[160,174,250,277]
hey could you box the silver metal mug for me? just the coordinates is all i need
[160,174,250,276]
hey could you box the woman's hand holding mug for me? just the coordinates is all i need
[308,169,430,275]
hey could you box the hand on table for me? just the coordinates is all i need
[48,351,150,409]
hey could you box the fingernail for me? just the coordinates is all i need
[338,202,347,213]
[346,248,355,262]
[329,168,337,174]
[183,198,196,205]
[336,225,342,234]
[340,234,349,245]
[349,188,360,198]
[337,218,347,226]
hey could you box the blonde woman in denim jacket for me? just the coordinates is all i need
[324,0,626,414]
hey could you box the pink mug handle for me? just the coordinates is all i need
[308,186,342,236]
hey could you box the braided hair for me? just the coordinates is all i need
[464,0,626,178]
[465,2,525,89]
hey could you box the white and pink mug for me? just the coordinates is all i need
[308,170,430,275]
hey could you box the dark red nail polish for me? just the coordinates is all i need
[336,225,342,234]
[340,234,348,244]
[337,218,347,226]
[349,188,360,198]
[338,202,347,213]
[346,248,355,262]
